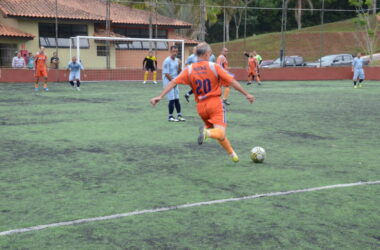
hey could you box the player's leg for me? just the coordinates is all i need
[167,91,179,122]
[353,70,359,88]
[153,70,157,84]
[143,70,149,84]
[184,90,193,103]
[222,87,231,105]
[34,77,40,91]
[69,72,75,87]
[173,86,185,121]
[358,70,365,87]
[247,72,253,85]
[75,72,81,90]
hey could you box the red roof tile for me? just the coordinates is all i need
[0,0,191,28]
[172,35,200,45]
[0,24,35,38]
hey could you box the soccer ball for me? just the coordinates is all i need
[250,147,266,163]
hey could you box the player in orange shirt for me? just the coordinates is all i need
[244,52,261,85]
[34,47,49,91]
[151,43,255,163]
[216,48,232,105]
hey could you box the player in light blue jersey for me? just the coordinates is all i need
[184,46,216,102]
[352,52,365,88]
[67,56,85,91]
[162,45,185,122]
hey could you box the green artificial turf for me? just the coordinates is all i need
[0,80,379,249]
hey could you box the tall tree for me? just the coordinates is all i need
[286,0,314,30]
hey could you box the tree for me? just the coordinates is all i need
[349,0,379,62]
[286,0,314,30]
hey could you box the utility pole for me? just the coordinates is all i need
[149,0,153,51]
[106,0,111,69]
[199,0,206,41]
[280,0,287,67]
[319,0,325,68]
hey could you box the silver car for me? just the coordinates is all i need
[307,54,353,68]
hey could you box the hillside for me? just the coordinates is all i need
[210,18,380,67]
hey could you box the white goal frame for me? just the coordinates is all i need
[69,36,186,70]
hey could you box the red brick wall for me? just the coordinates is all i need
[1,67,380,83]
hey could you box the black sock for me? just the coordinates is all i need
[359,79,363,83]
[76,80,81,87]
[174,99,181,114]
[168,100,175,117]
[353,81,357,86]
[69,81,74,86]
[187,90,193,96]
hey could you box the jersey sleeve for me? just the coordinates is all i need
[80,63,84,70]
[162,59,169,74]
[215,64,234,87]
[173,68,190,85]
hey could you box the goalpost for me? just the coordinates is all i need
[69,36,185,82]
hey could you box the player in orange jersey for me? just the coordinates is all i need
[34,47,49,91]
[216,47,232,105]
[151,43,255,163]
[244,52,261,85]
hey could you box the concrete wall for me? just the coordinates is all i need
[1,66,380,83]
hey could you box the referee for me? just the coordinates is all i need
[143,51,158,84]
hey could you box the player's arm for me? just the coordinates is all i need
[230,79,255,104]
[154,58,157,68]
[143,57,147,69]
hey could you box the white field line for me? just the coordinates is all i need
[1,180,379,237]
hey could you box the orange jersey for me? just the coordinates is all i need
[248,57,258,72]
[216,55,228,69]
[173,60,234,103]
[35,54,47,69]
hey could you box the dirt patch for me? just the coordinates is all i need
[278,130,334,140]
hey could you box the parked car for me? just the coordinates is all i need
[259,59,274,67]
[306,54,353,68]
[261,56,306,68]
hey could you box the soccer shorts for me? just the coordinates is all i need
[163,79,180,101]
[197,97,227,128]
[69,71,81,81]
[145,66,156,72]
[353,69,365,80]
[35,68,47,78]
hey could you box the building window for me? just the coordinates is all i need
[0,43,17,67]
[113,27,168,39]
[97,46,108,56]
[115,41,168,51]
[38,23,89,48]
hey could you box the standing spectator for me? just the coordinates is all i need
[162,45,185,122]
[27,52,35,69]
[34,47,49,91]
[12,52,26,68]
[50,52,60,69]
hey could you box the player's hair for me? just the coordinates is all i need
[196,42,211,57]
[170,45,178,51]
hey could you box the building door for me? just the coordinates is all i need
[0,44,17,67]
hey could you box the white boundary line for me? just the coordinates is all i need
[1,180,379,237]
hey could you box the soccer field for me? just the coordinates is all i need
[0,81,379,249]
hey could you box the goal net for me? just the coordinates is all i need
[69,36,185,82]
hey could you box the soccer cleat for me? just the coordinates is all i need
[247,82,252,85]
[153,81,158,84]
[184,94,190,103]
[257,82,262,86]
[177,115,186,122]
[168,117,179,122]
[230,152,239,163]
[76,87,81,91]
[198,126,207,145]
[354,85,358,89]
[358,84,363,88]
[34,88,39,91]
[223,99,230,106]
[143,81,147,84]
[44,88,49,91]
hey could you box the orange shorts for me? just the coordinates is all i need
[248,71,257,77]
[197,97,226,128]
[35,68,48,78]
